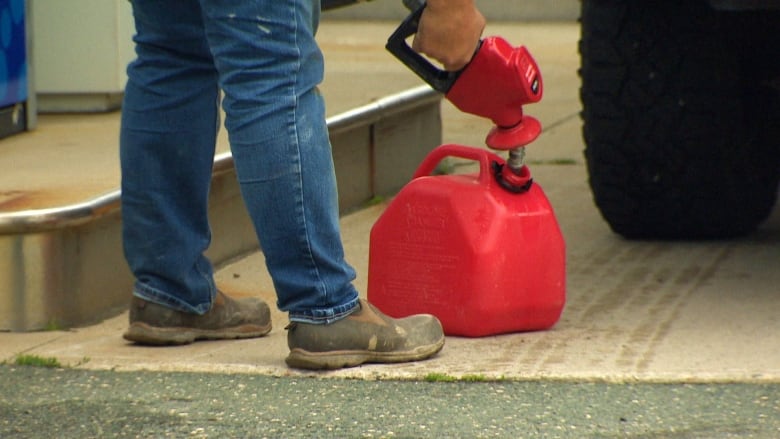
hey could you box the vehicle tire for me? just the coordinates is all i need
[579,0,780,239]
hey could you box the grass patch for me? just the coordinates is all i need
[460,374,490,382]
[43,319,64,331]
[423,373,495,383]
[432,159,456,175]
[424,372,457,382]
[527,158,578,165]
[14,354,62,368]
[363,195,386,207]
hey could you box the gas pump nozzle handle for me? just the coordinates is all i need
[386,0,470,93]
[389,0,543,140]
[402,0,425,11]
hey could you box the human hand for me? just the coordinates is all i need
[411,0,485,71]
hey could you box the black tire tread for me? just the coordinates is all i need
[580,0,780,239]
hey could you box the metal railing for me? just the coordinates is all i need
[0,85,440,235]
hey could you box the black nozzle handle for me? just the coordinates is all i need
[402,0,425,11]
[386,0,461,93]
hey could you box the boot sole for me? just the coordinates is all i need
[285,337,445,370]
[123,321,272,346]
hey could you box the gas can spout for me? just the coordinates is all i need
[507,147,525,171]
[485,115,542,193]
[493,149,533,194]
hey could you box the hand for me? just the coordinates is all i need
[411,0,485,71]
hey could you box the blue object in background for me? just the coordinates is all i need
[0,0,27,108]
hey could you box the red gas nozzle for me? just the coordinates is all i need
[386,7,543,128]
[386,2,544,190]
[445,37,543,152]
[445,37,543,129]
[386,9,544,152]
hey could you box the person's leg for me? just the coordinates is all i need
[121,0,219,313]
[121,0,270,344]
[198,0,444,369]
[198,0,359,323]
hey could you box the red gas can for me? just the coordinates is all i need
[367,144,566,337]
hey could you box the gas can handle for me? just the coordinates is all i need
[413,144,501,186]
[386,1,465,93]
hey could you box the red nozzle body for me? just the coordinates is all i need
[445,37,543,129]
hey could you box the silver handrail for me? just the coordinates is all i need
[0,86,440,234]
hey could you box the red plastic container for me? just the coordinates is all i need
[367,144,566,337]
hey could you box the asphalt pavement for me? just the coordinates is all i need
[2,366,779,438]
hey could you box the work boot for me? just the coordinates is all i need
[123,290,272,345]
[285,300,445,370]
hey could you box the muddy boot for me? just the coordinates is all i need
[285,300,445,370]
[123,290,272,345]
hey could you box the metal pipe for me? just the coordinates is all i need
[0,85,441,235]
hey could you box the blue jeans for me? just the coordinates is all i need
[120,0,359,323]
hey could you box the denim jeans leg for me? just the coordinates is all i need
[199,0,359,323]
[121,0,220,314]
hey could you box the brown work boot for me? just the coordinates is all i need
[123,290,272,345]
[285,300,445,370]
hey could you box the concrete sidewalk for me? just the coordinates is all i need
[1,21,779,383]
